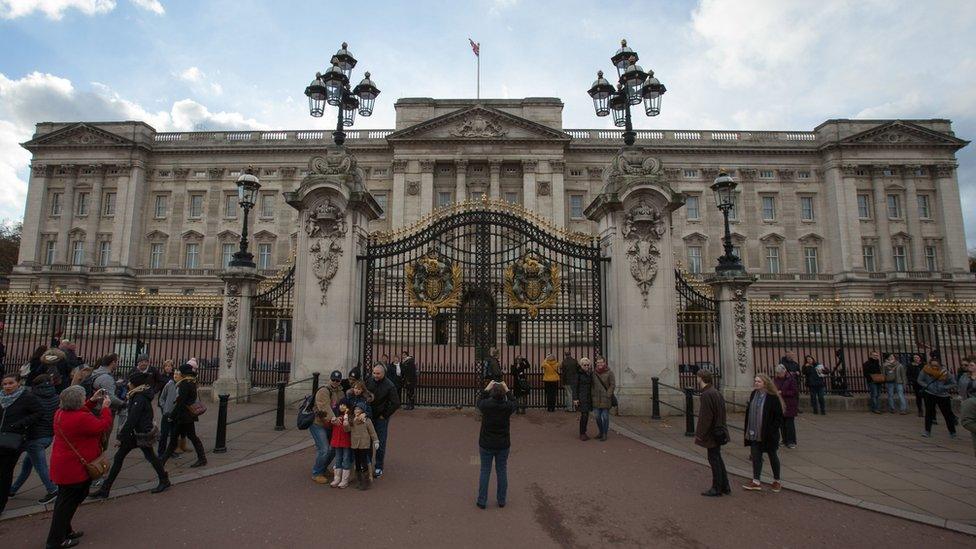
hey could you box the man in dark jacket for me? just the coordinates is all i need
[365,364,400,477]
[863,351,883,414]
[131,354,166,396]
[8,374,60,503]
[0,372,42,515]
[560,351,578,412]
[475,381,516,509]
[400,350,418,410]
[694,370,730,497]
[482,348,502,383]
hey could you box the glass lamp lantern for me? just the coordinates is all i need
[609,89,628,128]
[304,74,328,117]
[352,72,380,116]
[710,172,737,208]
[236,169,261,208]
[321,63,349,106]
[620,59,647,105]
[341,94,360,127]
[610,39,637,78]
[641,72,666,117]
[331,42,357,79]
[587,71,614,117]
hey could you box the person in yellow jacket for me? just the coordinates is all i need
[542,354,560,412]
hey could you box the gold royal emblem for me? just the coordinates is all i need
[405,250,462,317]
[505,251,560,318]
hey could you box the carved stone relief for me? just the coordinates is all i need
[622,199,667,307]
[451,114,507,138]
[537,180,551,196]
[733,289,748,374]
[304,199,348,306]
[406,180,421,196]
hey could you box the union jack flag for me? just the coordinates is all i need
[469,38,480,57]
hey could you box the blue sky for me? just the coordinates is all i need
[2,0,976,248]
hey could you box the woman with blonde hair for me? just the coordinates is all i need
[742,373,785,493]
[573,357,594,441]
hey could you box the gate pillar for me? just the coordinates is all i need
[707,274,756,403]
[214,267,264,402]
[284,150,382,382]
[585,148,685,415]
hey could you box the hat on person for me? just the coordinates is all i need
[179,363,196,375]
[348,370,361,381]
[41,348,66,364]
[338,397,351,408]
[129,371,151,387]
[187,358,199,370]
[330,370,343,382]
[354,402,372,416]
[137,353,149,363]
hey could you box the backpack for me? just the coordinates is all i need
[80,372,109,399]
[297,394,315,430]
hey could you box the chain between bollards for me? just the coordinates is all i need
[651,377,661,420]
[274,382,286,431]
[683,388,695,437]
[312,372,320,397]
[213,394,229,453]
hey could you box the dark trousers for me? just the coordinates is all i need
[45,480,91,548]
[544,381,558,412]
[809,386,826,414]
[0,449,21,515]
[477,446,509,507]
[102,438,167,491]
[404,383,416,407]
[353,448,371,473]
[781,416,797,445]
[579,410,590,435]
[162,421,205,463]
[912,383,925,416]
[749,443,781,481]
[924,393,956,434]
[374,418,389,470]
[706,446,730,492]
[157,415,171,456]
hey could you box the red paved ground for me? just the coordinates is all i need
[0,409,972,548]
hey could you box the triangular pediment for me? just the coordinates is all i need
[22,123,137,150]
[386,105,570,142]
[217,230,240,241]
[838,121,968,149]
[145,230,169,240]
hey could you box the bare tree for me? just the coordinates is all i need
[0,221,22,275]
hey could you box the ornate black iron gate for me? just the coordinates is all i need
[358,203,605,407]
[675,270,721,389]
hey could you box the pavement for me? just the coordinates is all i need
[614,408,976,535]
[0,408,973,548]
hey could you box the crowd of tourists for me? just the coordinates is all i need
[0,339,208,548]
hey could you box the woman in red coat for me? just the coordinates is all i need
[46,385,113,549]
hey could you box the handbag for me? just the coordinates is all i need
[56,418,110,480]
[595,373,618,408]
[186,401,208,417]
[0,407,25,451]
[711,424,730,446]
[869,373,885,384]
[134,425,160,448]
[297,395,315,430]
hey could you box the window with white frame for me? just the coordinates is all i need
[857,194,871,219]
[44,240,56,265]
[436,191,452,208]
[765,246,781,273]
[569,194,584,219]
[184,243,200,268]
[803,247,819,274]
[917,194,931,219]
[687,246,702,274]
[258,243,272,269]
[102,192,116,216]
[76,192,89,216]
[154,195,168,218]
[224,194,237,218]
[150,243,165,269]
[470,191,485,202]
[924,246,938,271]
[374,193,388,219]
[761,196,776,221]
[685,195,700,220]
[728,194,739,221]
[800,196,815,220]
[98,240,111,267]
[260,192,275,218]
[759,170,774,179]
[50,192,62,216]
[504,191,519,205]
[221,243,234,267]
[862,245,876,272]
[886,194,901,218]
[188,194,204,218]
[892,245,907,272]
[71,240,84,265]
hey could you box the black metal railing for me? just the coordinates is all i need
[250,267,295,386]
[676,270,722,388]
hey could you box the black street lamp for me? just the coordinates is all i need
[229,167,261,268]
[588,39,666,146]
[710,171,745,275]
[304,42,380,146]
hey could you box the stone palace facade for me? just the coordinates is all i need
[11,97,974,298]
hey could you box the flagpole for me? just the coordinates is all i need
[477,47,480,100]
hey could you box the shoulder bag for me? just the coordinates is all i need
[56,417,110,480]
[595,374,618,408]
[711,424,730,446]
[0,407,26,451]
[134,425,160,448]
[296,394,315,430]
[186,401,208,417]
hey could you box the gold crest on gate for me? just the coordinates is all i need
[405,250,462,317]
[505,251,560,318]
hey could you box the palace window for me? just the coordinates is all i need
[761,196,776,221]
[150,243,165,269]
[102,192,116,216]
[924,246,938,272]
[765,247,781,274]
[569,194,584,219]
[258,243,272,269]
[570,169,582,177]
[914,168,927,176]
[436,191,452,208]
[726,194,740,221]
[154,195,168,218]
[184,243,200,268]
[260,192,275,218]
[44,241,56,265]
[470,191,485,202]
[71,240,84,265]
[759,170,774,179]
[803,247,819,274]
[98,240,111,267]
[800,196,815,221]
[917,194,931,219]
[886,194,901,219]
[50,192,62,216]
[882,168,894,176]
[188,194,204,218]
[687,246,702,274]
[685,195,700,220]
[857,194,871,219]
[224,194,237,218]
[221,243,235,267]
[892,245,907,272]
[374,193,388,220]
[797,170,811,179]
[862,245,876,272]
[683,169,698,178]
[504,192,519,205]
[76,192,89,216]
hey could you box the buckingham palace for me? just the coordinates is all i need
[10,96,973,299]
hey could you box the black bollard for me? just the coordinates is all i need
[275,382,286,431]
[683,388,695,437]
[651,377,661,420]
[311,372,320,396]
[214,394,229,453]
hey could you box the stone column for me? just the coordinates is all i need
[420,160,434,216]
[112,162,148,271]
[707,275,756,403]
[455,159,467,202]
[584,148,684,416]
[213,267,264,401]
[870,167,893,271]
[901,166,924,269]
[57,165,78,263]
[934,163,968,272]
[837,165,865,272]
[551,160,566,228]
[84,165,106,267]
[488,160,501,200]
[284,150,382,383]
[522,159,538,212]
[18,164,50,267]
[391,159,407,229]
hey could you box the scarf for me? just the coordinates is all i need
[922,364,946,381]
[1,387,25,409]
[126,384,150,400]
[595,362,609,375]
[746,391,766,442]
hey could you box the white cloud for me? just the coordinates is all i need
[0,0,116,19]
[178,66,204,83]
[488,0,517,15]
[210,82,223,95]
[129,0,162,15]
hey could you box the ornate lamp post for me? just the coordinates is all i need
[588,39,666,146]
[229,167,261,268]
[710,171,745,274]
[304,42,380,146]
